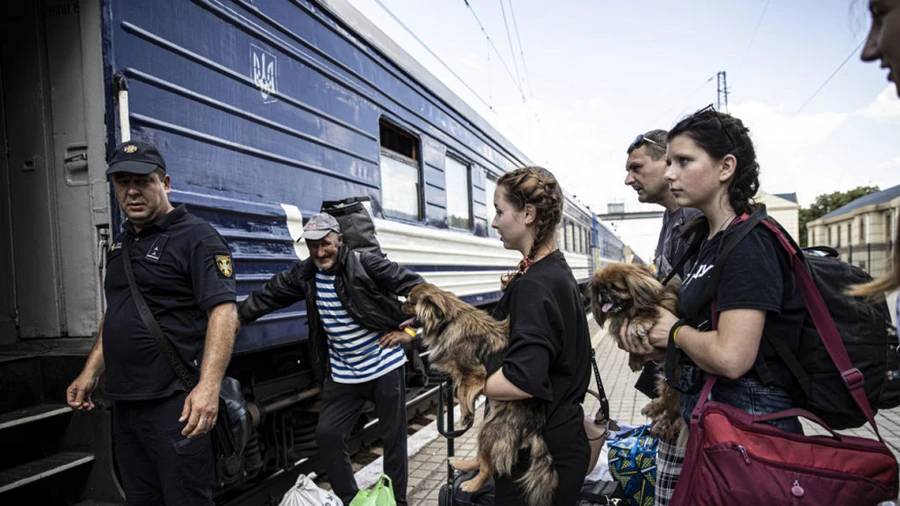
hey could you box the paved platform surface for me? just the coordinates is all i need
[392,317,900,506]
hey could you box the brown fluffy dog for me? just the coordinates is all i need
[402,283,557,506]
[589,263,684,439]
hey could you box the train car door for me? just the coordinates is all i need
[0,0,108,341]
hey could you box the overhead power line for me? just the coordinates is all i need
[463,0,527,102]
[792,39,865,118]
[498,0,522,91]
[736,0,771,75]
[372,0,494,111]
[507,0,534,98]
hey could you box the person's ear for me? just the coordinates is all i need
[719,154,737,184]
[523,203,536,225]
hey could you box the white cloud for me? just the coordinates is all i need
[857,85,900,121]
[877,155,900,169]
[727,101,849,204]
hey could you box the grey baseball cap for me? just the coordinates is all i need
[300,213,341,241]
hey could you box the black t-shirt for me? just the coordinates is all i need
[492,251,591,432]
[103,205,236,400]
[678,223,807,389]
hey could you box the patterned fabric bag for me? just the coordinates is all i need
[607,425,659,506]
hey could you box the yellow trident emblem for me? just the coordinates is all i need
[215,255,233,277]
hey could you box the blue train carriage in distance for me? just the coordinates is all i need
[0,0,630,503]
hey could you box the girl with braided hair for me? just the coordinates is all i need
[484,166,592,505]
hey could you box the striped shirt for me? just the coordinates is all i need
[315,270,406,384]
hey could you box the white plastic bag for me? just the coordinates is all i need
[278,473,344,506]
[585,440,612,482]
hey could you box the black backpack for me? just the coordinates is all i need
[321,197,384,257]
[709,209,900,429]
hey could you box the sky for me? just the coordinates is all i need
[348,0,900,260]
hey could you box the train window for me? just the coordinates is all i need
[485,178,499,238]
[445,156,471,230]
[380,121,421,222]
[568,222,576,252]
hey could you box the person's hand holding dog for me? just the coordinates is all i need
[618,306,679,353]
[378,329,414,348]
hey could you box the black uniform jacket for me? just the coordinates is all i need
[238,246,423,380]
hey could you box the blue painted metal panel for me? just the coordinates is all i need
[104,0,543,354]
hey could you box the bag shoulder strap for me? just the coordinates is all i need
[122,240,198,390]
[661,239,700,287]
[591,349,610,420]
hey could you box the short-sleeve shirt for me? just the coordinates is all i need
[492,251,591,431]
[677,224,807,389]
[103,205,236,400]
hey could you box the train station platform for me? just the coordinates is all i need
[352,314,900,506]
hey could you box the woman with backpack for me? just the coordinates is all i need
[620,107,809,436]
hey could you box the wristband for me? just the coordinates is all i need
[403,326,417,338]
[669,318,688,350]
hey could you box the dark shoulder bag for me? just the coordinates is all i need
[121,241,250,487]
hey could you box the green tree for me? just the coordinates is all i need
[799,185,880,246]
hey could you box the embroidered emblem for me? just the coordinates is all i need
[123,144,138,153]
[109,242,122,252]
[216,255,233,278]
[145,234,169,262]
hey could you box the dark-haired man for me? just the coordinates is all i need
[66,140,238,505]
[623,130,700,506]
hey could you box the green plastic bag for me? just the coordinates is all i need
[349,475,396,506]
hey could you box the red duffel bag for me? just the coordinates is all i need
[670,217,899,505]
[670,376,898,505]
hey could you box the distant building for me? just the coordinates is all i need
[807,184,900,277]
[757,191,801,240]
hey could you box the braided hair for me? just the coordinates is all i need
[497,166,564,290]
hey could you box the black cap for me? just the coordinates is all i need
[106,140,166,176]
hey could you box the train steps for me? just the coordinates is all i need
[0,344,119,504]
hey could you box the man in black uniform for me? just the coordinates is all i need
[239,213,422,506]
[66,140,238,505]
[623,130,701,506]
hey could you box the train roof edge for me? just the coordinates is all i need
[316,0,534,172]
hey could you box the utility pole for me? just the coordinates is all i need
[716,71,729,112]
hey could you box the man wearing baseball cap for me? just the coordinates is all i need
[66,140,238,505]
[239,211,423,505]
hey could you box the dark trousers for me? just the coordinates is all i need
[495,414,589,506]
[316,366,408,506]
[112,392,214,506]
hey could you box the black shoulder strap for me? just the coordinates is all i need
[122,240,198,390]
[700,208,768,302]
[661,239,700,286]
[591,349,610,420]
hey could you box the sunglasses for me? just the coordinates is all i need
[692,104,737,149]
[628,133,666,154]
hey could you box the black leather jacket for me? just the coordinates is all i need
[238,246,424,380]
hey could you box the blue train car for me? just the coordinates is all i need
[0,0,623,503]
